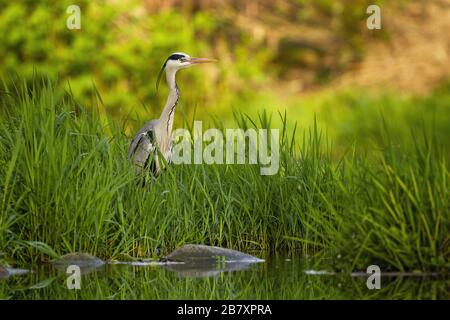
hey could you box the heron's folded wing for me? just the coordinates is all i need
[128,130,156,168]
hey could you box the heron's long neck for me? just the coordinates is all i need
[159,69,179,136]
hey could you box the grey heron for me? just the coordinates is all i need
[128,52,216,175]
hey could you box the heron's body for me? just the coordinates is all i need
[128,53,215,175]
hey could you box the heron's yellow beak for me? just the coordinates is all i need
[188,57,217,64]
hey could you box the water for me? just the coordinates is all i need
[0,256,448,299]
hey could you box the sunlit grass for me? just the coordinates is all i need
[0,78,449,273]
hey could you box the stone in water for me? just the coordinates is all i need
[165,244,264,264]
[52,252,104,268]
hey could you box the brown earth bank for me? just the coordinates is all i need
[335,0,450,95]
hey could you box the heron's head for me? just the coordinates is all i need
[157,52,216,90]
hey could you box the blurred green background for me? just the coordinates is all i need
[1,0,449,154]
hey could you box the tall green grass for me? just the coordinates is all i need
[0,78,449,272]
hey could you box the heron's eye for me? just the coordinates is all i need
[180,57,187,62]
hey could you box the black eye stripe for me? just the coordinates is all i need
[168,54,187,61]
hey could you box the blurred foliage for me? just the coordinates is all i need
[1,0,447,152]
[280,82,450,157]
[0,0,271,129]
[0,0,394,133]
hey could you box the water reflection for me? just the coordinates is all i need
[0,256,448,299]
[163,261,259,278]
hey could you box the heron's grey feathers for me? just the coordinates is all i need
[128,120,159,172]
